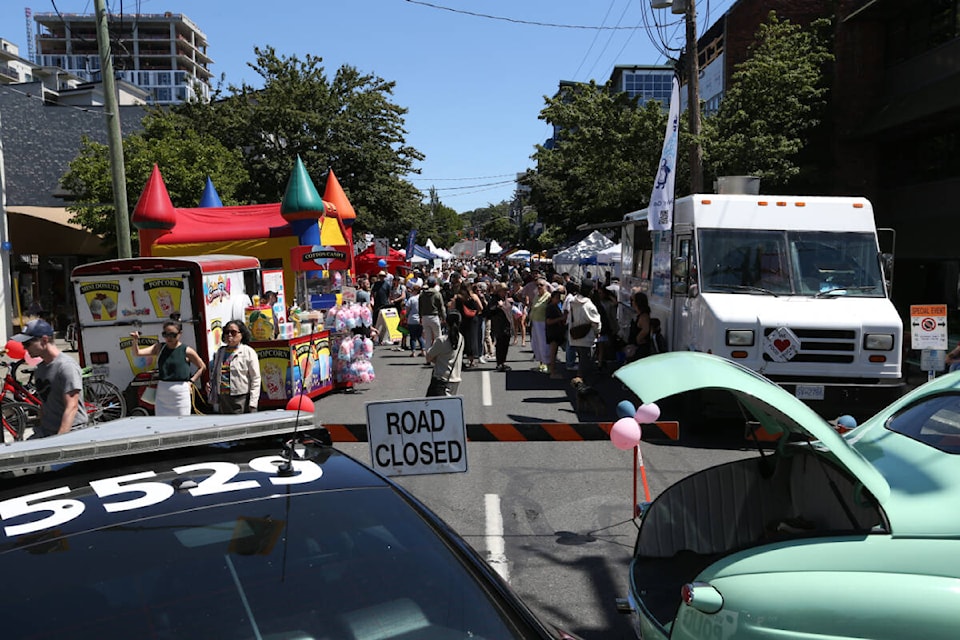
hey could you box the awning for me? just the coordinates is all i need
[5,206,109,256]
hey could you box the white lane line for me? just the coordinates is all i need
[484,493,510,582]
[481,370,492,406]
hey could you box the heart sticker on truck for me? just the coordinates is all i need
[764,327,800,362]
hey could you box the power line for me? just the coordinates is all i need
[583,0,632,81]
[404,0,645,30]
[409,173,515,182]
[424,179,516,192]
[571,0,617,81]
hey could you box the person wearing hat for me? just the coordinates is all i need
[12,318,87,437]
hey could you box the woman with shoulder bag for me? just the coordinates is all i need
[425,311,465,396]
[207,320,261,414]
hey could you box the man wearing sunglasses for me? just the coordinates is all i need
[11,318,87,437]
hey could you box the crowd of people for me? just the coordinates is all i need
[355,259,662,396]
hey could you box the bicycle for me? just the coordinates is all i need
[1,401,40,442]
[80,368,126,423]
[3,359,126,426]
[64,321,78,352]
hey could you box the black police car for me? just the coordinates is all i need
[0,412,578,639]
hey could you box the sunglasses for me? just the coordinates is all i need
[223,329,240,336]
[162,331,180,338]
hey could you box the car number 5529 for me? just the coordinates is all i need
[0,456,322,538]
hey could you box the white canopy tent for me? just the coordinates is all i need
[595,242,622,279]
[448,239,503,259]
[551,231,614,280]
[424,238,454,260]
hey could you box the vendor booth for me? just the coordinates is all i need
[551,231,615,280]
[129,158,371,409]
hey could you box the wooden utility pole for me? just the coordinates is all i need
[685,0,704,193]
[94,0,132,257]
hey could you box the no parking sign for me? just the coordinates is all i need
[910,304,947,350]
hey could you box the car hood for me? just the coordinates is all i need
[614,352,891,503]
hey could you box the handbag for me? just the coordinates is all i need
[568,303,592,340]
[570,323,592,340]
[462,302,478,318]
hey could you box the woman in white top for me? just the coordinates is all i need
[425,311,465,396]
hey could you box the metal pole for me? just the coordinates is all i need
[0,112,14,338]
[94,0,132,258]
[685,0,704,193]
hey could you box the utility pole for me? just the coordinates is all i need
[94,0,132,258]
[684,0,704,193]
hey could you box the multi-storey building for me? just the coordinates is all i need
[608,65,676,108]
[32,11,212,105]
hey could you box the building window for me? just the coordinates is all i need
[155,87,172,102]
[157,72,172,85]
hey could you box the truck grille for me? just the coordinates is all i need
[762,327,857,364]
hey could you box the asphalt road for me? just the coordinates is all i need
[325,342,753,638]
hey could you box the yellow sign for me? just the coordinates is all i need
[376,307,403,344]
[79,280,119,322]
[119,334,158,376]
[143,278,184,319]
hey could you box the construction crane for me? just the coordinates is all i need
[24,7,35,63]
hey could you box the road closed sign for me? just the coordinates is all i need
[366,396,467,477]
[910,304,948,350]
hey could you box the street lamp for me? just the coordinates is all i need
[652,0,704,193]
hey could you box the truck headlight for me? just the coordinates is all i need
[726,330,754,347]
[864,334,894,351]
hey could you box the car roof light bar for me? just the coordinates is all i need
[0,411,319,473]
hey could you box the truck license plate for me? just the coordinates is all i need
[795,384,825,401]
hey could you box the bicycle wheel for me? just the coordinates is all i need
[83,378,127,423]
[2,402,39,442]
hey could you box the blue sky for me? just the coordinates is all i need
[2,0,736,213]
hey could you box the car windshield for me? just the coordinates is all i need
[1,486,527,639]
[885,392,960,454]
[698,229,885,297]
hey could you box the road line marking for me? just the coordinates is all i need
[481,370,492,406]
[485,493,509,582]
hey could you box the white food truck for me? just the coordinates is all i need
[620,192,903,419]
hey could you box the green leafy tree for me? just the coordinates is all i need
[170,46,425,239]
[61,112,247,252]
[703,12,833,189]
[523,81,689,239]
[410,187,463,251]
[482,216,517,246]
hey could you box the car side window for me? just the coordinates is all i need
[885,392,960,453]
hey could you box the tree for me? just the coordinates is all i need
[169,46,425,239]
[522,81,688,239]
[703,12,833,189]
[417,188,463,250]
[482,217,518,246]
[61,111,248,251]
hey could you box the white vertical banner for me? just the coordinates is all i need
[648,75,681,231]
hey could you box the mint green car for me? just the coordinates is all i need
[614,352,960,640]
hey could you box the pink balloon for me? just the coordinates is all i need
[24,353,42,366]
[634,403,661,424]
[610,417,642,450]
